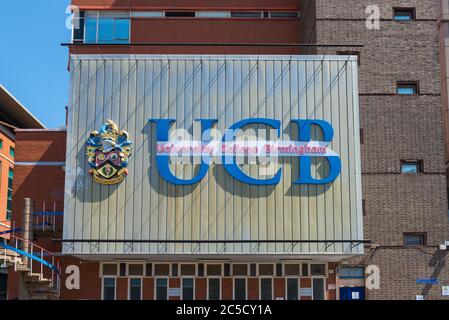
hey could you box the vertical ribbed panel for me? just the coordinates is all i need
[64,55,363,255]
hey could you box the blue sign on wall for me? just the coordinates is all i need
[416,279,439,285]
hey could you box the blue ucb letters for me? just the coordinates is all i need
[222,118,282,186]
[149,118,342,186]
[291,120,342,185]
[149,119,217,185]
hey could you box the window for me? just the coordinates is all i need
[404,233,426,246]
[154,264,170,276]
[165,11,196,18]
[196,11,230,18]
[156,278,168,300]
[338,267,365,279]
[232,264,248,276]
[286,279,299,300]
[6,168,13,221]
[260,278,273,300]
[131,11,164,18]
[208,278,220,300]
[102,278,116,300]
[102,263,118,276]
[269,12,299,18]
[394,8,415,21]
[206,264,222,276]
[9,147,14,158]
[119,263,126,276]
[284,264,300,276]
[230,12,262,18]
[84,12,130,44]
[145,263,152,276]
[312,278,325,300]
[258,264,274,276]
[310,264,326,276]
[128,264,144,276]
[234,278,247,300]
[401,160,423,174]
[397,82,418,95]
[0,139,3,149]
[129,278,142,300]
[301,263,309,277]
[182,278,194,300]
[180,264,196,276]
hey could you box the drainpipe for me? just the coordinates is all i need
[22,198,34,266]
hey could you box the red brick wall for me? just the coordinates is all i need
[274,278,285,300]
[59,258,101,300]
[169,278,181,300]
[143,278,154,300]
[195,278,206,300]
[247,278,259,300]
[222,278,233,300]
[0,131,14,238]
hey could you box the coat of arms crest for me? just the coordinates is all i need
[86,120,133,185]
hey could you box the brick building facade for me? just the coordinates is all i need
[4,0,449,300]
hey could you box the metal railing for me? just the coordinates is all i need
[32,200,64,233]
[0,234,60,296]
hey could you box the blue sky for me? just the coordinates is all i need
[0,0,71,128]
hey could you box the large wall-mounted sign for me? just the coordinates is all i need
[86,120,133,185]
[65,55,362,256]
[150,118,341,186]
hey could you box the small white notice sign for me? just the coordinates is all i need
[416,295,424,300]
[169,288,181,297]
[351,292,360,300]
[442,286,449,296]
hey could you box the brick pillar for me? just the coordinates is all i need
[116,278,128,300]
[222,278,233,300]
[195,278,207,300]
[274,278,285,300]
[247,278,259,300]
[143,278,154,300]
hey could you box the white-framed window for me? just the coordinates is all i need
[206,264,223,277]
[196,11,231,18]
[232,264,249,277]
[259,278,273,300]
[207,278,221,300]
[84,11,131,44]
[180,264,197,276]
[310,263,327,277]
[155,277,169,300]
[257,263,275,277]
[233,278,247,300]
[182,277,195,300]
[102,277,116,300]
[100,263,119,277]
[127,263,144,276]
[128,277,142,300]
[131,11,164,18]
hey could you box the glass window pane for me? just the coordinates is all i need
[402,164,418,173]
[85,18,98,43]
[234,279,246,300]
[154,264,170,276]
[232,264,248,276]
[287,279,299,300]
[208,279,220,300]
[156,278,168,300]
[338,267,365,279]
[230,12,262,18]
[312,278,325,300]
[206,264,222,276]
[114,19,130,41]
[102,264,117,276]
[130,278,141,300]
[98,18,114,42]
[180,264,196,276]
[260,279,272,300]
[311,264,326,276]
[404,234,425,246]
[103,278,115,300]
[259,264,274,276]
[182,278,194,300]
[9,147,14,158]
[128,264,144,276]
[397,86,416,95]
[284,264,300,276]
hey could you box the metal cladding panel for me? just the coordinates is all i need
[63,55,363,255]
